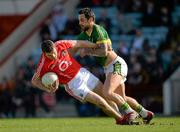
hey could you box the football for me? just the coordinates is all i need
[42,72,58,87]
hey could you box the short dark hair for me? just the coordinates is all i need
[41,40,54,53]
[78,7,95,21]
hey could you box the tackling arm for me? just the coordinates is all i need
[72,40,99,48]
[83,43,109,57]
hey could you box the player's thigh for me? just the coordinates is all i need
[104,73,123,93]
[92,81,104,97]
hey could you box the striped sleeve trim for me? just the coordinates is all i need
[36,55,45,77]
[96,39,112,44]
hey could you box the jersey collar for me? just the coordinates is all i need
[85,24,95,37]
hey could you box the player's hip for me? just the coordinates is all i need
[104,56,128,79]
[65,68,99,101]
[104,50,118,66]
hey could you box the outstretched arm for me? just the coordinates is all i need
[80,41,113,57]
[82,43,109,57]
[67,40,99,56]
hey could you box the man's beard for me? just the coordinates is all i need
[81,26,89,32]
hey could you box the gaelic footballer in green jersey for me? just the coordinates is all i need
[77,7,154,124]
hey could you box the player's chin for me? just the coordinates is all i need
[80,26,85,31]
[80,28,85,32]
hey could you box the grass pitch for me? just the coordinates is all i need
[0,117,180,132]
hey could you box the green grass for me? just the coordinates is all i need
[0,117,180,132]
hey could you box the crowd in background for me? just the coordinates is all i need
[0,0,180,118]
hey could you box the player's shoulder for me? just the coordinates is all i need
[55,40,69,46]
[54,40,63,45]
[39,54,49,64]
[94,24,101,28]
[36,54,46,72]
[55,40,75,49]
[94,24,108,37]
[94,24,106,31]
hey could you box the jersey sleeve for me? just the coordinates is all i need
[96,26,112,44]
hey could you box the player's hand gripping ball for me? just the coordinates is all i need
[42,72,59,92]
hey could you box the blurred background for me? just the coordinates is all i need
[0,0,179,118]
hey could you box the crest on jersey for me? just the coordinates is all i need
[61,50,67,56]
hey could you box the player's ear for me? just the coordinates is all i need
[88,17,93,22]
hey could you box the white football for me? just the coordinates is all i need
[42,72,58,87]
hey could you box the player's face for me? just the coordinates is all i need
[78,14,91,32]
[45,47,57,60]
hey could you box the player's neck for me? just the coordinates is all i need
[85,25,94,37]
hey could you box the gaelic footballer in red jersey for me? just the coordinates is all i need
[31,40,133,125]
[32,40,98,93]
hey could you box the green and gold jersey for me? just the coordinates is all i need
[77,24,112,66]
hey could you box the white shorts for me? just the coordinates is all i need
[65,68,99,101]
[104,56,128,84]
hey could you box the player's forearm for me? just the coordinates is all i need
[85,44,108,57]
[32,80,45,91]
[31,75,48,92]
[84,48,107,57]
[76,40,97,48]
[68,48,79,56]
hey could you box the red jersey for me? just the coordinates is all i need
[35,40,81,84]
